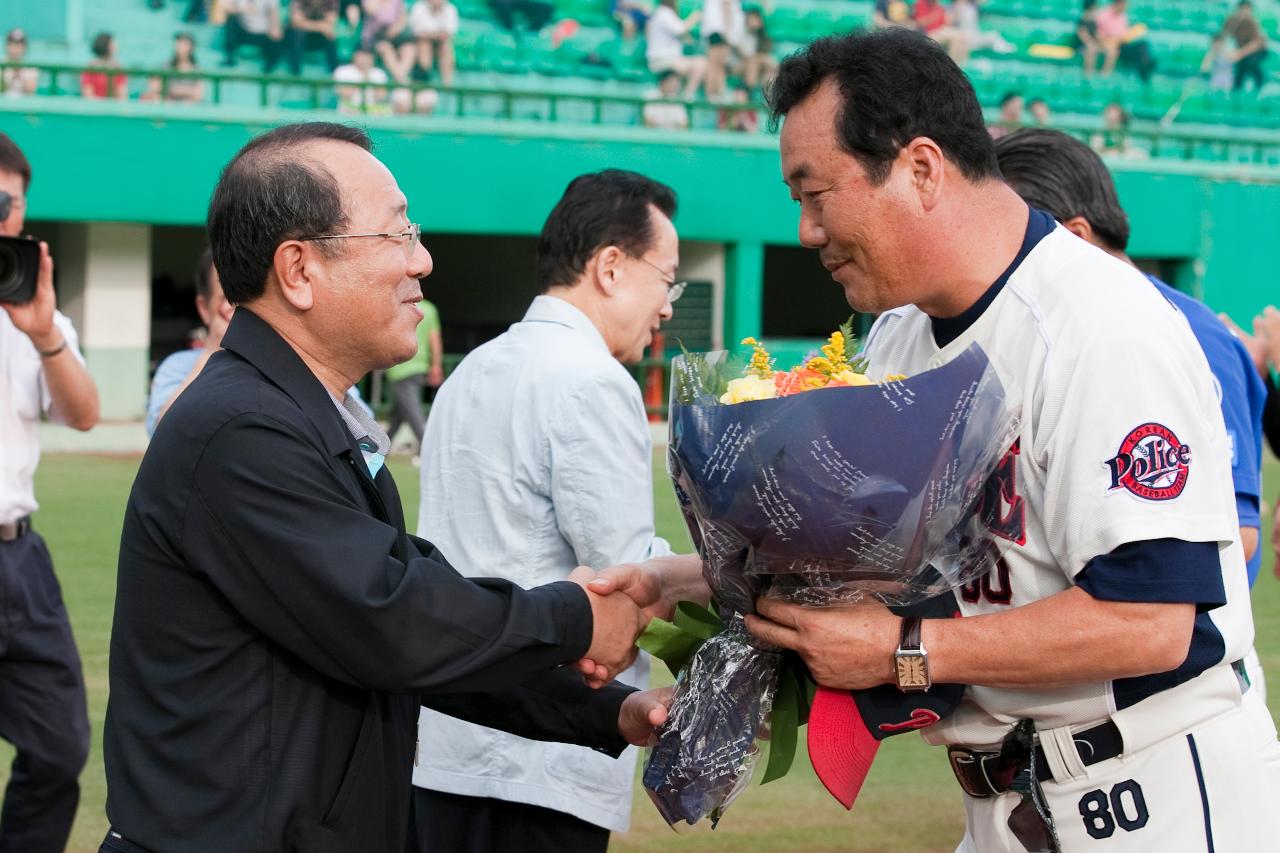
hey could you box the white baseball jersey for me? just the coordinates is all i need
[863,220,1255,747]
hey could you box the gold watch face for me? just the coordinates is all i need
[896,653,929,689]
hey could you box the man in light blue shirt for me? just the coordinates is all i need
[412,170,697,851]
[146,249,233,436]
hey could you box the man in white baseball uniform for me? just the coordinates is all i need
[746,28,1280,852]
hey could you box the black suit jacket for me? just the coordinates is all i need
[105,309,633,852]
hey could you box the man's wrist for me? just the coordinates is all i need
[29,328,63,354]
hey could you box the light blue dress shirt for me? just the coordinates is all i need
[413,294,672,832]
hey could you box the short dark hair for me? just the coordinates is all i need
[0,131,32,191]
[537,169,678,291]
[195,247,216,301]
[91,32,113,59]
[1000,91,1023,107]
[768,28,999,185]
[207,122,372,304]
[993,127,1130,251]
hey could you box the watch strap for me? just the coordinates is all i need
[899,616,923,653]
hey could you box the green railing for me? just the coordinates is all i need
[0,61,760,126]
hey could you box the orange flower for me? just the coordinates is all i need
[774,368,829,397]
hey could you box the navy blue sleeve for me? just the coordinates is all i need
[1076,538,1226,612]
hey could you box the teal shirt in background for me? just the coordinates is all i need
[386,300,440,382]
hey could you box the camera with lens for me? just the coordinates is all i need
[0,234,39,304]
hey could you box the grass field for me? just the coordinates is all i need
[4,452,1279,852]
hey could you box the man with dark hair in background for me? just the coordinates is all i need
[104,123,673,853]
[994,125,1270,699]
[746,28,1279,850]
[411,169,707,853]
[144,248,235,435]
[0,131,99,853]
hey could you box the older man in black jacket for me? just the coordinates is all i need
[102,122,670,853]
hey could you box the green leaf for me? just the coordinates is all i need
[636,617,703,675]
[762,666,800,784]
[673,600,724,641]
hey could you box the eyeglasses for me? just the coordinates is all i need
[633,255,687,303]
[300,222,421,260]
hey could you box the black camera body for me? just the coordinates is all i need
[0,234,39,304]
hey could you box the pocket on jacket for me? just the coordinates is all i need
[320,701,379,829]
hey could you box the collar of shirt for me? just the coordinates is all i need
[330,390,390,477]
[521,294,613,357]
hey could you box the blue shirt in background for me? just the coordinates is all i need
[1148,275,1267,586]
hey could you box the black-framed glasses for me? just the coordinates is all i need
[633,255,687,303]
[301,222,420,260]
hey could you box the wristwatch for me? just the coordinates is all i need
[894,616,931,692]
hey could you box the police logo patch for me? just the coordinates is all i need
[1104,422,1191,501]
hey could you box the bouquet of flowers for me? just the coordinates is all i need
[641,326,1019,827]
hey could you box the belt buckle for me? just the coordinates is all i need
[948,746,1004,798]
[0,517,28,543]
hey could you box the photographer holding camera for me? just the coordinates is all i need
[0,131,99,852]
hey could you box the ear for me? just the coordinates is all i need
[1061,215,1096,244]
[195,293,213,327]
[272,240,317,311]
[591,245,626,296]
[903,137,946,213]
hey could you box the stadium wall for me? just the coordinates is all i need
[2,101,1278,418]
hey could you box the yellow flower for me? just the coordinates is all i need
[831,369,873,386]
[741,337,774,379]
[821,331,847,366]
[805,356,838,376]
[720,375,778,404]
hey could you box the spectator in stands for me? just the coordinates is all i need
[489,0,555,33]
[1074,0,1102,75]
[143,32,205,103]
[952,0,1014,55]
[342,0,364,28]
[81,32,128,101]
[1203,34,1236,93]
[365,0,417,85]
[1028,96,1050,124]
[740,8,776,94]
[221,0,284,71]
[717,84,759,132]
[703,0,747,101]
[646,0,705,101]
[1092,100,1138,157]
[1095,0,1155,83]
[988,91,1023,138]
[643,69,689,129]
[611,0,650,33]
[3,29,38,97]
[1219,1,1269,93]
[146,249,236,436]
[409,0,459,86]
[873,0,915,29]
[334,45,391,113]
[913,0,970,64]
[286,0,341,76]
[597,13,647,74]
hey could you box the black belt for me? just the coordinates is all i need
[0,516,30,543]
[948,720,1124,797]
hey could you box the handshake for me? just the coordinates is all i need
[563,553,709,745]
[567,553,708,687]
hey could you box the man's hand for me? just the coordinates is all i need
[568,566,645,688]
[744,597,900,691]
[427,364,444,387]
[1,241,59,350]
[618,686,673,746]
[585,554,709,623]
